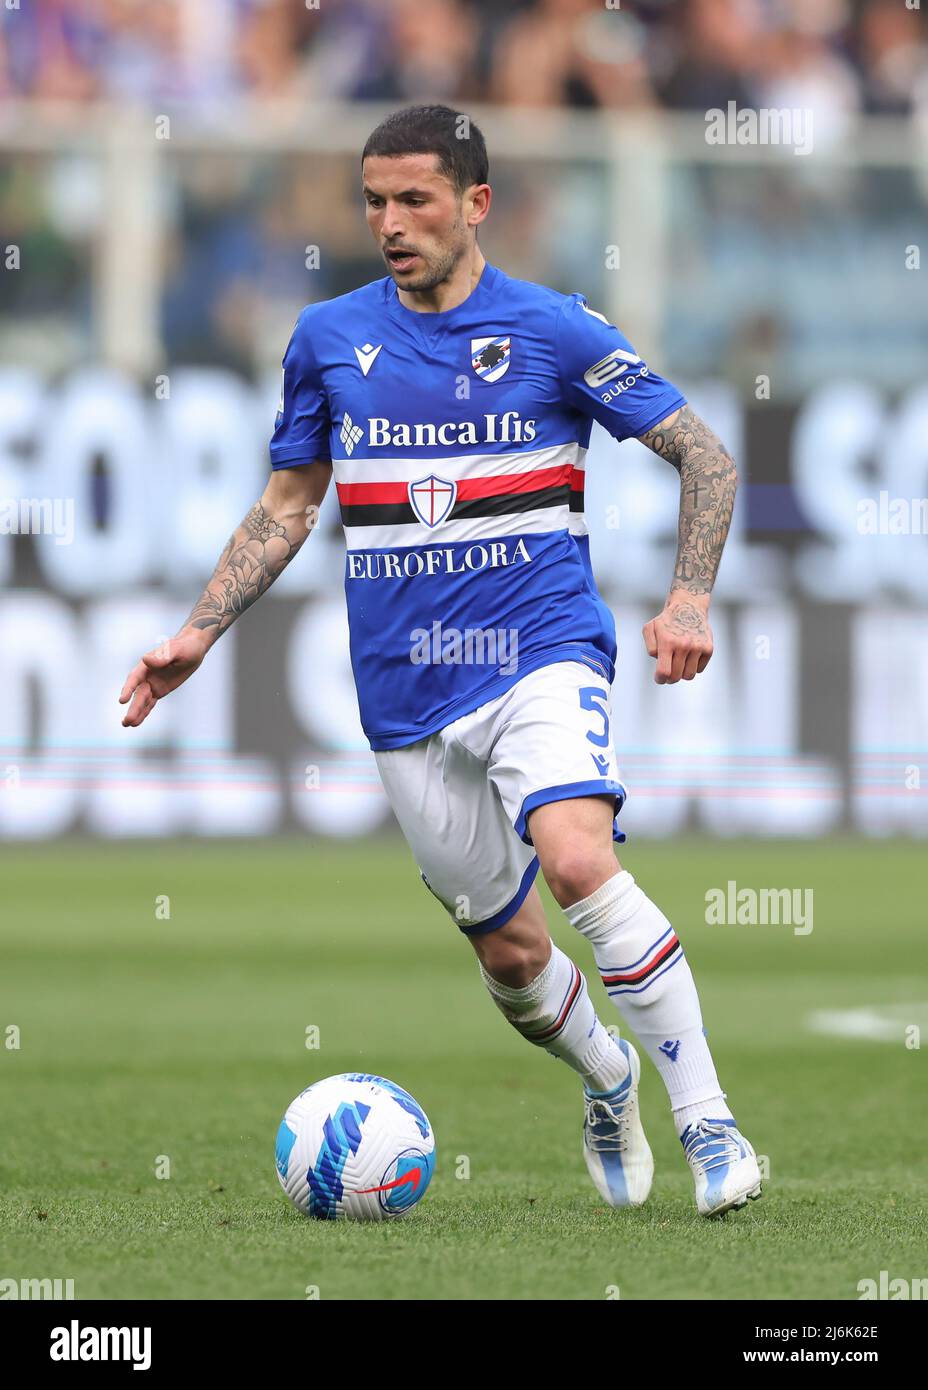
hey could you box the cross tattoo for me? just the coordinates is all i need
[687,479,706,510]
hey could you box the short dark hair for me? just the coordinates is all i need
[361,104,489,195]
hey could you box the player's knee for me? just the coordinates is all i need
[542,846,616,910]
[475,933,549,988]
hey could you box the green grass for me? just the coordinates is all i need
[1,837,925,1300]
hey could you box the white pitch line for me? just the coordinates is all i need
[806,1004,928,1043]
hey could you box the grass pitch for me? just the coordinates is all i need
[1,836,925,1301]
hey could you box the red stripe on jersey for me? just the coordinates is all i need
[337,480,409,506]
[336,464,572,507]
[570,471,585,493]
[458,465,571,499]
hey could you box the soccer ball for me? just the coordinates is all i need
[275,1073,436,1220]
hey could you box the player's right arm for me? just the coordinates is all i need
[119,461,331,728]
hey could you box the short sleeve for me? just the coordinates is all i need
[556,294,686,443]
[269,307,332,467]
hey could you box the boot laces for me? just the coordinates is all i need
[683,1120,743,1175]
[584,1093,631,1153]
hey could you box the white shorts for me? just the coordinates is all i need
[374,661,626,936]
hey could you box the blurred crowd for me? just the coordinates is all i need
[1,0,925,119]
[1,0,925,388]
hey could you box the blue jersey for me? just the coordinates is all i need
[270,262,685,749]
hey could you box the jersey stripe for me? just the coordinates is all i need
[336,463,572,509]
[333,440,579,483]
[342,503,570,550]
[340,480,570,530]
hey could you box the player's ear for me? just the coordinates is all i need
[467,183,491,227]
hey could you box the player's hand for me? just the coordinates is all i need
[642,594,713,684]
[119,629,210,727]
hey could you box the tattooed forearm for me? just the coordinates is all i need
[639,406,738,596]
[184,502,301,637]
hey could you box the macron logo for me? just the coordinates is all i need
[354,342,382,377]
[658,1039,681,1062]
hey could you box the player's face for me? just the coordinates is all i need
[362,154,473,293]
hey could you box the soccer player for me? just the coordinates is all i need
[120,105,761,1217]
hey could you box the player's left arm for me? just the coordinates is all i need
[637,405,738,684]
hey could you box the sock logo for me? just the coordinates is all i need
[658,1039,681,1062]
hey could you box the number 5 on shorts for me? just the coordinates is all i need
[579,686,610,748]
